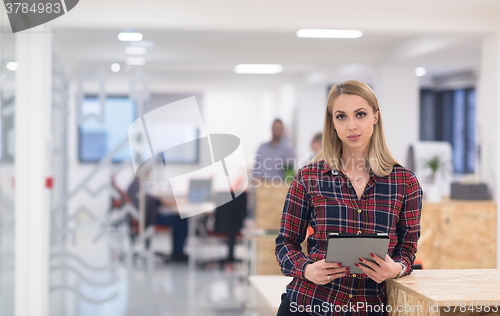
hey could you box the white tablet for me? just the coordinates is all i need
[325,232,390,274]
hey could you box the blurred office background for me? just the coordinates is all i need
[1,1,500,315]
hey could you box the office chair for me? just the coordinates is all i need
[196,191,247,268]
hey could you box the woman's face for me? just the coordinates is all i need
[331,94,379,152]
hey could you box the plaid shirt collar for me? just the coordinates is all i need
[318,160,378,184]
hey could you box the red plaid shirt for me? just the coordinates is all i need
[275,161,422,316]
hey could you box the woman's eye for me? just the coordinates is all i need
[335,114,346,120]
[356,112,367,118]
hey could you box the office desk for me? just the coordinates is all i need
[248,275,292,316]
[386,269,500,316]
[250,271,500,316]
[176,201,216,270]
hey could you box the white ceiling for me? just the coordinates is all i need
[14,0,500,90]
[51,0,500,33]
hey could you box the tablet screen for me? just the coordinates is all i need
[325,233,389,274]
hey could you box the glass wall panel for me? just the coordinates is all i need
[0,20,16,316]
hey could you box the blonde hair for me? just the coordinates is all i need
[313,80,400,177]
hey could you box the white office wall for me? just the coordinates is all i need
[476,32,500,268]
[277,84,297,141]
[203,88,289,173]
[477,33,500,200]
[375,65,420,166]
[295,86,327,167]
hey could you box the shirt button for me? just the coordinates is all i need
[352,274,357,277]
[358,209,362,213]
[349,294,353,298]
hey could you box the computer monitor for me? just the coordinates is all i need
[187,179,212,203]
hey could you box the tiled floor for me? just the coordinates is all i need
[1,208,264,316]
[0,225,15,316]
[125,260,250,316]
[47,225,258,316]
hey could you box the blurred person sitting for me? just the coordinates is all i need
[251,118,296,184]
[112,166,189,262]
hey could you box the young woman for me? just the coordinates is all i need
[275,80,422,316]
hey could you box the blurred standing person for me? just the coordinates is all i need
[252,118,296,185]
[309,132,323,161]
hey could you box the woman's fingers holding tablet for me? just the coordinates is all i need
[304,259,349,285]
[355,254,402,283]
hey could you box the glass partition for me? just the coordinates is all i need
[0,21,16,316]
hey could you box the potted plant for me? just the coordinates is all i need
[422,155,446,202]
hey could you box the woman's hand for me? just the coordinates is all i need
[304,259,349,285]
[355,254,403,283]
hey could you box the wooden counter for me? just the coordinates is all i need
[386,269,500,316]
[250,271,500,316]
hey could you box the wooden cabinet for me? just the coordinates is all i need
[253,184,293,274]
[417,200,497,269]
[254,183,290,231]
[253,235,283,275]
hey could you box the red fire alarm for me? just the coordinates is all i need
[45,177,53,189]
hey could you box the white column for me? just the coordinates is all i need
[374,65,419,165]
[476,32,500,268]
[15,26,52,316]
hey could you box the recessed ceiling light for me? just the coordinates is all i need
[126,57,146,66]
[111,63,121,72]
[6,62,18,71]
[296,29,363,39]
[125,46,147,55]
[118,32,143,42]
[234,64,283,74]
[415,67,427,77]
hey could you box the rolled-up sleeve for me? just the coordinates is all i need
[392,172,422,277]
[275,171,313,279]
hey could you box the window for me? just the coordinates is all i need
[420,88,476,174]
[79,96,135,163]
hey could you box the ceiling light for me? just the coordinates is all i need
[234,64,283,74]
[125,46,147,55]
[111,63,121,72]
[6,62,18,71]
[126,57,146,66]
[296,29,363,39]
[415,67,427,77]
[118,32,143,42]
